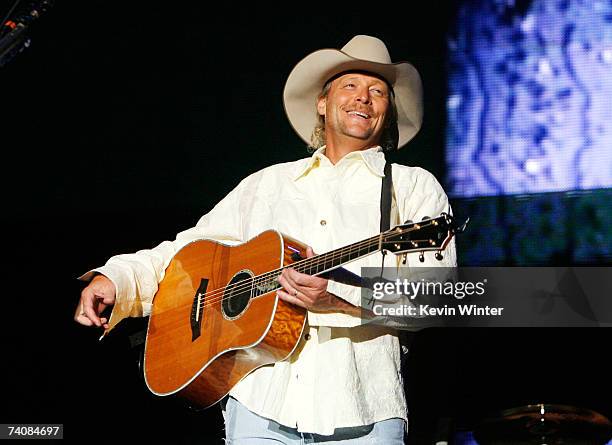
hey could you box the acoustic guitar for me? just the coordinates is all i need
[143,213,464,409]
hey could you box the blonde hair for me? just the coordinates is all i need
[308,76,399,152]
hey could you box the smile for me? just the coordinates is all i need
[347,110,371,119]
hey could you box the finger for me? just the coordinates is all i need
[281,270,312,299]
[278,270,298,294]
[90,282,114,304]
[83,305,101,327]
[89,275,117,305]
[284,267,323,290]
[277,271,289,289]
[95,299,108,315]
[277,289,307,308]
[81,289,102,327]
[74,312,94,326]
[92,298,110,324]
[98,294,115,305]
[283,267,310,287]
[306,246,316,258]
[280,276,318,308]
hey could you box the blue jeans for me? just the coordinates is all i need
[222,397,405,444]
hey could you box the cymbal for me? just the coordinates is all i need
[472,403,612,445]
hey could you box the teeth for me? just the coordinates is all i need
[348,111,370,119]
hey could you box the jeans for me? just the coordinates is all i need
[222,397,405,444]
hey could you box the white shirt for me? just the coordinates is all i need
[83,146,456,435]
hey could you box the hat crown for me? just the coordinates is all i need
[340,35,392,64]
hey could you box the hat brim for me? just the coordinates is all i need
[283,48,423,149]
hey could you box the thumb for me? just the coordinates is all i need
[306,246,316,258]
[98,293,115,305]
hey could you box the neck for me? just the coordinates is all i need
[324,135,379,164]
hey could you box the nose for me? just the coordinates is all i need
[354,86,371,104]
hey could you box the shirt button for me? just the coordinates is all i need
[320,220,327,226]
[304,333,311,341]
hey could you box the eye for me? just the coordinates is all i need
[344,82,356,88]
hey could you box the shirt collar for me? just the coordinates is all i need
[293,146,387,180]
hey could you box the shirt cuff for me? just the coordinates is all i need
[305,280,363,327]
[78,264,151,338]
[326,280,361,306]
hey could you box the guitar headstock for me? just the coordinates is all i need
[382,213,468,256]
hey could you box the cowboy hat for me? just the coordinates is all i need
[283,34,423,150]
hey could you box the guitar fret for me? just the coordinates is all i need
[297,238,380,277]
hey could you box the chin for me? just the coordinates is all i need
[344,129,374,140]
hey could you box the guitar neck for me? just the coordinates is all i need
[290,235,381,277]
[250,235,381,298]
[250,214,457,298]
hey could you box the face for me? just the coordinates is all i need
[317,72,390,148]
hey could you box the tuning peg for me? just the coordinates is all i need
[402,254,407,265]
[404,219,413,224]
[419,252,425,263]
[435,251,443,261]
[421,216,431,220]
[455,217,470,234]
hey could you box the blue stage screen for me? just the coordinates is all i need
[446,0,612,265]
[446,0,612,197]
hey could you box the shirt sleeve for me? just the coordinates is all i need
[79,176,254,336]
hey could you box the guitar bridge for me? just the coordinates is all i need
[191,278,209,341]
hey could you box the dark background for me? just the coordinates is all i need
[1,2,610,444]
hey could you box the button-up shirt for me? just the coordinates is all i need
[82,146,456,435]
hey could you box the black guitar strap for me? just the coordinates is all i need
[381,157,416,352]
[380,159,393,233]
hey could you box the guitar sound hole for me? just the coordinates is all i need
[222,271,253,319]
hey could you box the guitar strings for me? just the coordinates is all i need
[191,235,438,315]
[191,223,440,312]
[192,234,382,311]
[193,225,406,309]
[189,222,441,312]
[194,234,435,313]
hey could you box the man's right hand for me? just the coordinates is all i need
[74,274,116,329]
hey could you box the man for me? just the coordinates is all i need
[75,35,456,443]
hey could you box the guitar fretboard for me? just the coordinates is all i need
[250,234,381,298]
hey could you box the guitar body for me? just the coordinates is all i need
[143,230,308,409]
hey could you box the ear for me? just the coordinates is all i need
[316,96,326,116]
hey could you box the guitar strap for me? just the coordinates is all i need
[380,157,415,359]
[380,159,393,233]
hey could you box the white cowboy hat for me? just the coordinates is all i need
[283,34,423,150]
